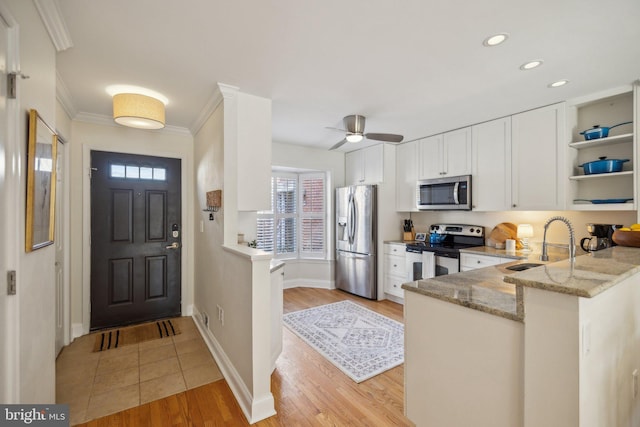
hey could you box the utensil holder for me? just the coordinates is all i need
[403,231,415,242]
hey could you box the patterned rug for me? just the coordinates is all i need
[283,300,404,383]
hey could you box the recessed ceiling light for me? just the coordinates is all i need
[520,60,544,70]
[483,33,509,47]
[548,79,569,88]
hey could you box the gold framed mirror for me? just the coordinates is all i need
[25,109,57,252]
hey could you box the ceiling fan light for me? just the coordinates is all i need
[113,93,165,129]
[346,134,363,143]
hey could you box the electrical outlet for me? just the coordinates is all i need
[220,307,224,326]
[633,370,638,399]
[216,305,222,323]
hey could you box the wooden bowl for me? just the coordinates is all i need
[612,230,640,247]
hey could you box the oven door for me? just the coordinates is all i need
[434,254,459,276]
[406,251,436,281]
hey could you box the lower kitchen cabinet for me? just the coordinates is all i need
[460,253,508,272]
[384,243,407,298]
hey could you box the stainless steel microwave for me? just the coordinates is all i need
[416,175,472,210]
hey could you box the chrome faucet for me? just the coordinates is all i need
[540,216,576,261]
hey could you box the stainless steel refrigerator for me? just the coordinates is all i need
[335,184,377,299]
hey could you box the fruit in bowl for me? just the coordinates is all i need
[612,225,640,247]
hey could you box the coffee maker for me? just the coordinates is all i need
[580,223,623,252]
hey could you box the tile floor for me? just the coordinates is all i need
[55,316,224,426]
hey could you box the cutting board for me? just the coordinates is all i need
[487,222,523,249]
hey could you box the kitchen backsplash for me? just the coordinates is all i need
[408,210,637,251]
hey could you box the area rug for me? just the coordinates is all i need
[93,319,180,352]
[283,300,404,383]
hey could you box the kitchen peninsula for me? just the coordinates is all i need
[402,246,640,427]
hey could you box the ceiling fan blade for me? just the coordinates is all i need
[364,133,404,143]
[325,126,347,132]
[343,115,366,134]
[329,138,348,150]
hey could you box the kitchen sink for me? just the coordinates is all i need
[505,262,544,272]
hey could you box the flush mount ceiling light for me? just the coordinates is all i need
[520,60,544,70]
[346,134,364,143]
[112,93,165,129]
[548,79,569,88]
[483,33,509,47]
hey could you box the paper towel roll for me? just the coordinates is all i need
[505,239,516,252]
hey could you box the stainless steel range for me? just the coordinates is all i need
[406,224,484,278]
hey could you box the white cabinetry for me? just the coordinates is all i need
[346,144,384,185]
[567,88,636,211]
[418,127,471,180]
[460,253,507,272]
[471,118,512,211]
[384,243,406,298]
[511,103,565,210]
[395,141,419,211]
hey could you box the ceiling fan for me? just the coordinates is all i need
[328,115,404,150]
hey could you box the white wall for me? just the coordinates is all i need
[579,274,640,426]
[3,0,57,403]
[69,121,194,334]
[405,290,524,427]
[192,87,275,422]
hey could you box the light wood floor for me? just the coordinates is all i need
[77,288,414,426]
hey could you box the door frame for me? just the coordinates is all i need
[81,143,192,336]
[0,3,20,403]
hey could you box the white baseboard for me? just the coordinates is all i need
[71,323,84,340]
[383,293,405,305]
[283,279,334,290]
[191,306,276,424]
[185,304,193,316]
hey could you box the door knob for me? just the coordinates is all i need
[165,242,180,249]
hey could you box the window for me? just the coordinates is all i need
[256,172,326,259]
[110,164,166,180]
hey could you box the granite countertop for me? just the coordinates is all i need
[402,246,640,322]
[402,264,525,322]
[270,259,285,273]
[459,245,572,262]
[503,246,640,298]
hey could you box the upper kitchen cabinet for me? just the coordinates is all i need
[566,86,636,211]
[418,127,471,180]
[471,117,512,211]
[346,144,384,185]
[511,103,566,210]
[395,140,419,211]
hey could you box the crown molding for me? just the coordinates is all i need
[189,89,224,135]
[56,71,77,118]
[74,112,192,136]
[34,0,73,52]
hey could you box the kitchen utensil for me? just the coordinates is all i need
[579,121,632,140]
[579,157,629,175]
[486,222,523,249]
[573,198,633,204]
[612,230,640,247]
[429,233,445,244]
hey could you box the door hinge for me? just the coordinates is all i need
[7,270,16,295]
[7,73,17,99]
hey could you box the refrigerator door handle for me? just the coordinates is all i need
[349,194,356,244]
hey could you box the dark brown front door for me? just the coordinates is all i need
[90,150,181,330]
